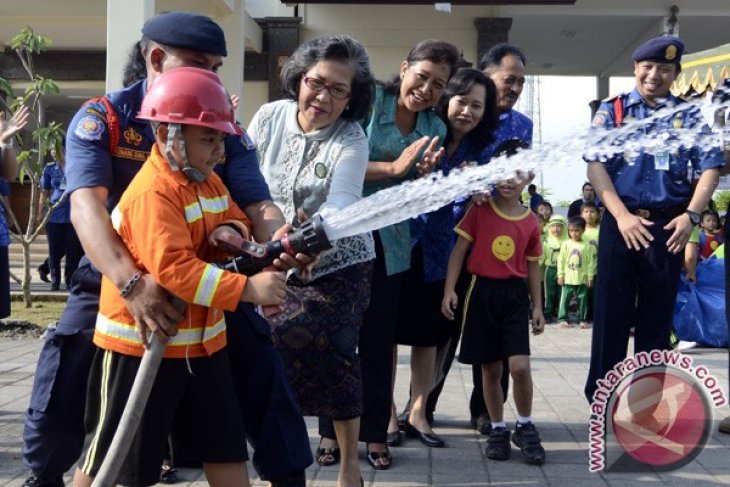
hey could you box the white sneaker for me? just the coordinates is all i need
[676,341,697,352]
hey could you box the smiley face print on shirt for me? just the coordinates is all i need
[492,235,515,261]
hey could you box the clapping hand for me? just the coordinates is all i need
[416,136,445,176]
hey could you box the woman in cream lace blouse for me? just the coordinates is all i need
[247,35,375,487]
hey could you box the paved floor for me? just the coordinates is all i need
[1,323,729,487]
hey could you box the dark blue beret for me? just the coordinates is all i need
[142,11,227,57]
[632,36,684,64]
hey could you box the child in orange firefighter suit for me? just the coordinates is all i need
[72,67,286,487]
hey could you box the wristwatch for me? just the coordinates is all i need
[685,210,701,226]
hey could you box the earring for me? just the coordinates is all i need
[346,105,350,110]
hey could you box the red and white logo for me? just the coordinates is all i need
[610,368,710,469]
[588,350,726,472]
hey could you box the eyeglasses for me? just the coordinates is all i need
[302,76,351,100]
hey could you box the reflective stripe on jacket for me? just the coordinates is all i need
[94,145,250,358]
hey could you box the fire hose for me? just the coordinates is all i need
[91,216,331,486]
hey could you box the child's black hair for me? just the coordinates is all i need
[580,201,598,212]
[537,200,553,212]
[568,216,586,231]
[493,138,530,158]
[701,209,720,220]
[580,201,600,223]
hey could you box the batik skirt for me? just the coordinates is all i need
[272,261,373,419]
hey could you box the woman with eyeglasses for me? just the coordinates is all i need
[247,35,375,487]
[319,39,460,470]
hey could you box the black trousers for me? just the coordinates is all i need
[584,211,682,402]
[23,259,103,477]
[226,305,313,479]
[725,215,730,398]
[45,222,83,287]
[320,236,400,443]
[0,245,9,318]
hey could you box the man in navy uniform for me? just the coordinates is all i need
[712,77,730,435]
[21,12,312,487]
[584,35,723,403]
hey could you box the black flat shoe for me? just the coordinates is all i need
[37,266,50,283]
[386,430,402,447]
[270,471,306,487]
[404,421,446,448]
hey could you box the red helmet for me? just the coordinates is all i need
[137,67,243,136]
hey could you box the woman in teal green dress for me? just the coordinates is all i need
[319,39,460,469]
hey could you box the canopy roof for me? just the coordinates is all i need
[673,43,730,97]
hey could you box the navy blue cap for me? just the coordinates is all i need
[632,36,684,65]
[142,11,227,57]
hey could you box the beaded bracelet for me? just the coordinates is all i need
[119,272,143,298]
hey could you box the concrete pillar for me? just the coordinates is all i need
[474,17,512,67]
[596,75,610,100]
[105,0,154,92]
[217,0,246,120]
[589,76,611,118]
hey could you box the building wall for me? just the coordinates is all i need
[297,3,483,80]
[241,80,268,128]
[241,2,484,125]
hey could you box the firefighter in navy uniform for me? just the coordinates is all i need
[711,77,730,435]
[583,36,724,403]
[21,12,312,487]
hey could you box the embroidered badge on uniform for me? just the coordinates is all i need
[314,162,328,179]
[123,127,143,146]
[592,113,607,126]
[75,116,105,141]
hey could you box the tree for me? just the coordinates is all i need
[714,190,730,215]
[0,27,65,306]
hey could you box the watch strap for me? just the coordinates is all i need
[685,210,700,225]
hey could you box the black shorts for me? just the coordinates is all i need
[79,347,247,487]
[458,276,531,365]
